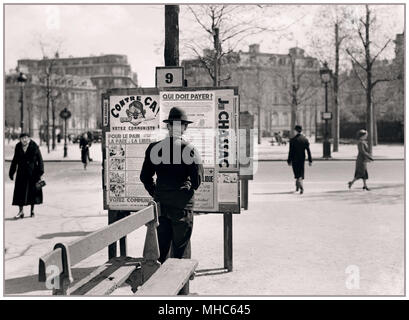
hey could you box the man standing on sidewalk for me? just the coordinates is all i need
[140,107,203,264]
[287,125,312,194]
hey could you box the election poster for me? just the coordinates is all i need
[215,89,239,172]
[194,168,217,212]
[217,172,239,203]
[102,90,160,211]
[159,91,216,167]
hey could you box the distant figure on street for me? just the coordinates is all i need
[79,132,92,170]
[9,133,44,219]
[140,107,204,280]
[348,129,373,191]
[287,125,312,194]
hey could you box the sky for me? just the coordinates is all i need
[4,4,405,87]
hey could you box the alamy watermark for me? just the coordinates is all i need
[345,265,360,290]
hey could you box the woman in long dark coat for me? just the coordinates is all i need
[348,129,373,191]
[9,133,44,219]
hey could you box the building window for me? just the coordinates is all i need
[272,112,279,126]
[282,112,289,126]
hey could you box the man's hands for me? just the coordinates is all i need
[180,181,192,191]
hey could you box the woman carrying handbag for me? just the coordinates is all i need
[348,129,374,191]
[9,133,45,219]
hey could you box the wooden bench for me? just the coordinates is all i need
[38,202,198,296]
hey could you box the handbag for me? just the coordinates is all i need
[35,179,46,190]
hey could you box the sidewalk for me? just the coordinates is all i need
[255,137,404,161]
[3,137,404,162]
[4,139,103,162]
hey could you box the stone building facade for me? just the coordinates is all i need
[182,44,325,137]
[5,54,138,138]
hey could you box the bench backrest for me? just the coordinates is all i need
[38,203,158,284]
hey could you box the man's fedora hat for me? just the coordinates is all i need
[163,107,193,124]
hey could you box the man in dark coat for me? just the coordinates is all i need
[79,132,92,169]
[9,133,44,218]
[140,107,204,266]
[287,125,312,194]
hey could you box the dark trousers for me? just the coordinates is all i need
[157,205,193,264]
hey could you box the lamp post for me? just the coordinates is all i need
[17,72,28,133]
[59,108,71,158]
[319,62,332,159]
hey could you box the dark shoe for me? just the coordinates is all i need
[30,212,35,218]
[14,211,24,219]
[300,188,304,194]
[348,181,353,189]
[363,186,370,191]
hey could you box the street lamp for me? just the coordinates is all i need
[59,108,72,158]
[319,61,332,159]
[17,72,28,133]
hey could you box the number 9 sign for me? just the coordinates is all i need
[156,67,184,88]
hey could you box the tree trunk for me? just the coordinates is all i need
[290,55,297,137]
[52,99,56,150]
[333,23,340,152]
[46,82,50,153]
[257,105,261,144]
[290,99,297,137]
[365,5,373,154]
[373,101,378,146]
[213,27,220,87]
[164,5,180,66]
[28,104,33,138]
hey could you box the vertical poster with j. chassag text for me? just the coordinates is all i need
[102,90,160,211]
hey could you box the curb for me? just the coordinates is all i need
[4,158,403,163]
[4,159,102,163]
[257,158,404,162]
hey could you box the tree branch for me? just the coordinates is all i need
[188,5,213,35]
[351,61,367,90]
[345,49,366,70]
[370,39,391,67]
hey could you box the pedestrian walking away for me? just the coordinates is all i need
[140,107,204,280]
[79,132,92,170]
[9,133,44,219]
[348,129,374,191]
[287,125,312,194]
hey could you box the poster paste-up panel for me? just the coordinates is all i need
[215,90,239,172]
[159,91,216,167]
[194,168,217,212]
[103,93,160,211]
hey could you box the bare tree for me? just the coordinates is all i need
[308,5,353,151]
[345,5,399,153]
[276,53,320,136]
[182,4,302,86]
[237,65,268,144]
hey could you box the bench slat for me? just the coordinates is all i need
[38,248,63,282]
[67,206,154,267]
[70,257,143,296]
[135,258,198,296]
